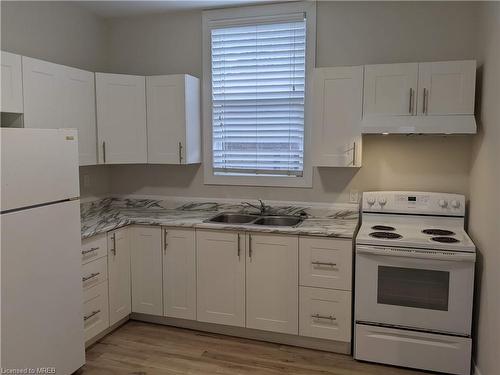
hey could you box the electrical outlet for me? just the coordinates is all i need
[349,190,359,203]
[83,174,91,188]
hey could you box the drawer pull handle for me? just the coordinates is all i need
[311,261,337,267]
[82,272,100,282]
[312,313,336,321]
[84,309,101,322]
[82,247,99,255]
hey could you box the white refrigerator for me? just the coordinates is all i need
[1,128,85,373]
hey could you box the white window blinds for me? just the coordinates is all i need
[211,18,306,177]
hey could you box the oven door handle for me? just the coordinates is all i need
[356,245,476,262]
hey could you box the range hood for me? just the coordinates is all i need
[361,115,477,134]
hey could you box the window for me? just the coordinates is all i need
[203,2,316,187]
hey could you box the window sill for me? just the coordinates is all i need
[204,171,313,188]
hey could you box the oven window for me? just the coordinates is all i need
[377,266,450,311]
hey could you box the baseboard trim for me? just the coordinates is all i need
[85,315,130,348]
[130,313,351,355]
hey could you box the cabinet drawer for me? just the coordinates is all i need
[299,237,352,290]
[81,256,108,291]
[81,234,107,264]
[299,287,351,342]
[83,282,109,342]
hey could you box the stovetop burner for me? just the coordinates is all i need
[431,236,460,243]
[423,229,456,236]
[371,225,396,231]
[369,232,402,239]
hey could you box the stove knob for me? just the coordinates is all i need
[366,197,376,206]
[451,200,461,209]
[378,197,387,206]
[438,199,448,208]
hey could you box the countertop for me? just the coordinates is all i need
[81,198,359,240]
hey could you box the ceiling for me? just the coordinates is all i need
[77,0,276,18]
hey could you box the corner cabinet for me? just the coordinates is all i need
[1,51,23,113]
[312,66,363,167]
[95,73,147,164]
[146,75,201,164]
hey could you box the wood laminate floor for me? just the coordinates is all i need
[79,320,429,375]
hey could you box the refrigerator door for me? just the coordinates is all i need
[1,199,85,372]
[0,128,79,212]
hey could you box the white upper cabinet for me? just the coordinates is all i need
[363,63,419,118]
[22,57,97,164]
[130,226,163,316]
[246,233,298,335]
[312,66,363,167]
[146,75,201,164]
[23,57,65,129]
[362,60,476,134]
[62,66,97,165]
[1,51,23,113]
[95,73,147,164]
[417,60,476,116]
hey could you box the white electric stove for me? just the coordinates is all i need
[354,191,475,375]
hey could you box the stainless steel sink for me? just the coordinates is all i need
[205,213,258,224]
[252,216,303,227]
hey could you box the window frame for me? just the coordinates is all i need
[202,1,316,188]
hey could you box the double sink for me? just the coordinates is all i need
[204,212,304,227]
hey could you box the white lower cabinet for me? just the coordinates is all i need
[108,228,132,325]
[83,282,109,342]
[163,228,197,320]
[130,226,163,316]
[196,230,246,327]
[246,233,298,335]
[299,287,351,342]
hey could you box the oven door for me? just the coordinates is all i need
[355,245,475,336]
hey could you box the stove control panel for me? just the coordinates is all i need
[362,191,465,216]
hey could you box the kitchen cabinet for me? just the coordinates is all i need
[22,57,97,165]
[417,60,476,116]
[146,75,201,164]
[1,51,23,113]
[95,73,147,164]
[83,282,109,342]
[312,66,363,167]
[163,228,197,320]
[130,226,163,316]
[107,227,132,325]
[246,233,298,335]
[196,230,245,327]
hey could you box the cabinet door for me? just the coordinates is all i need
[146,75,185,164]
[108,228,131,325]
[417,60,476,115]
[312,66,363,167]
[246,233,298,334]
[63,66,97,165]
[22,57,64,129]
[96,73,147,164]
[196,230,245,327]
[1,51,23,113]
[363,63,418,117]
[130,226,163,316]
[163,228,196,320]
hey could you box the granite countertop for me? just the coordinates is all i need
[81,198,360,240]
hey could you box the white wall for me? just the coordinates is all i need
[106,1,479,202]
[469,3,500,375]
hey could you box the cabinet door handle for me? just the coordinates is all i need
[163,229,168,254]
[423,88,428,114]
[311,261,337,267]
[409,88,414,114]
[311,313,336,321]
[248,234,252,258]
[178,142,183,164]
[82,247,99,255]
[82,272,100,282]
[352,141,356,166]
[110,233,116,255]
[237,233,241,258]
[84,309,101,322]
[102,141,106,164]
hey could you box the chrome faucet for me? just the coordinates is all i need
[242,199,269,215]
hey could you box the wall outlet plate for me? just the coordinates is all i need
[349,190,359,203]
[83,174,91,188]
